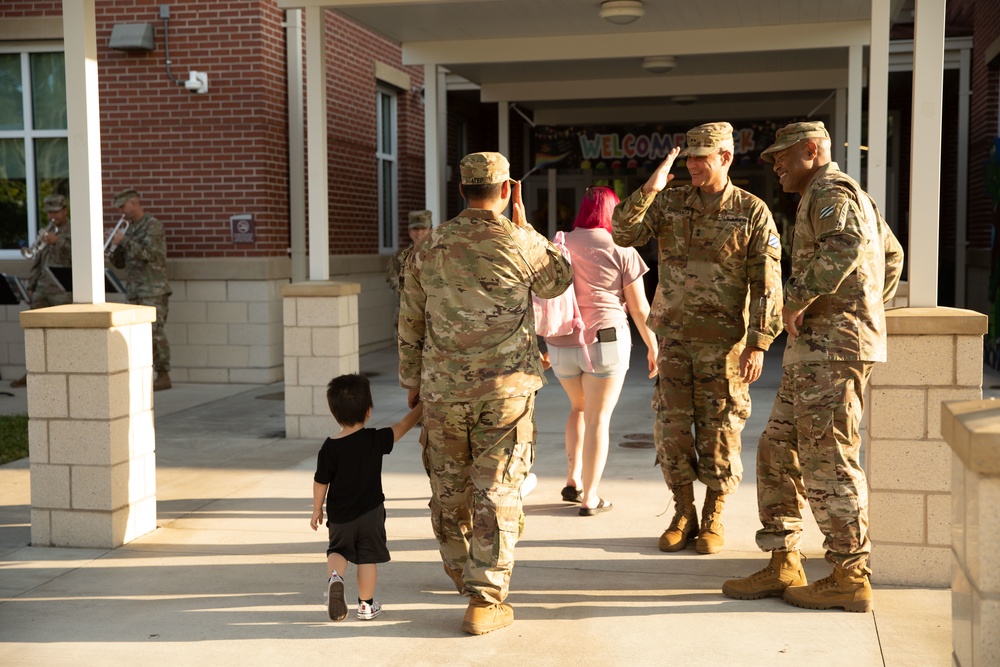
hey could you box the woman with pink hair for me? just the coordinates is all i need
[545,186,658,515]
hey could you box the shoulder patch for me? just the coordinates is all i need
[768,234,780,248]
[819,205,836,219]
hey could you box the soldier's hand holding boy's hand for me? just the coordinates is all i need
[642,146,681,195]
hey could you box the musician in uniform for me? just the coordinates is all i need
[110,188,173,391]
[10,194,72,388]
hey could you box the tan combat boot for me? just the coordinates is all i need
[722,550,808,600]
[462,596,514,635]
[695,488,726,554]
[782,562,873,613]
[443,564,465,593]
[658,484,697,552]
[153,372,172,391]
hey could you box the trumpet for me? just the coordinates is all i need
[21,220,57,259]
[103,214,129,258]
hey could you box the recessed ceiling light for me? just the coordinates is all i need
[600,1,645,26]
[642,56,676,74]
[672,95,699,106]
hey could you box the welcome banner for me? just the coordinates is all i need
[530,121,792,174]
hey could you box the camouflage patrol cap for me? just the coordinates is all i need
[760,121,830,162]
[43,194,67,211]
[679,122,734,157]
[408,210,432,229]
[459,152,510,185]
[113,188,140,208]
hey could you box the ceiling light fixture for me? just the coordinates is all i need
[642,55,676,74]
[600,0,645,26]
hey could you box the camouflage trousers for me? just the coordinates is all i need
[653,338,750,493]
[422,394,535,605]
[130,295,171,373]
[755,361,873,569]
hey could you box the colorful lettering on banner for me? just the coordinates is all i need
[533,121,790,173]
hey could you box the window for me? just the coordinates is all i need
[376,86,398,253]
[0,47,67,257]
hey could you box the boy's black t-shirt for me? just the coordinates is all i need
[314,427,394,524]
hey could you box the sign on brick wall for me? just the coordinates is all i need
[230,214,255,244]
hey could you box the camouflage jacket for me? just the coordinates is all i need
[27,223,72,296]
[398,208,573,402]
[782,162,904,365]
[612,179,783,350]
[386,244,414,297]
[109,213,172,299]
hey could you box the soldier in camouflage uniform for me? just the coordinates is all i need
[111,189,173,391]
[722,121,904,613]
[10,194,73,387]
[398,152,573,635]
[386,210,432,331]
[612,122,783,555]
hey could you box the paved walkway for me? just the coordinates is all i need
[2,342,993,666]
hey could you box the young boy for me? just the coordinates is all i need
[310,373,422,621]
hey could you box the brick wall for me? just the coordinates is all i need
[968,0,1000,252]
[2,1,425,260]
[1,1,424,381]
[322,10,425,254]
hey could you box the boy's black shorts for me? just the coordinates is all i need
[327,503,390,564]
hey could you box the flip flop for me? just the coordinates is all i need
[561,486,582,503]
[579,499,612,516]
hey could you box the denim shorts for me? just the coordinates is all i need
[549,325,631,379]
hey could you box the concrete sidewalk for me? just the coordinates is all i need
[0,342,972,666]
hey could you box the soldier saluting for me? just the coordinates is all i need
[398,152,572,635]
[612,122,783,555]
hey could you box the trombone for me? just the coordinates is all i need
[20,220,57,259]
[103,215,129,258]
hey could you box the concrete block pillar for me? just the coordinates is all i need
[942,398,1000,667]
[866,307,987,586]
[22,304,158,548]
[281,281,360,439]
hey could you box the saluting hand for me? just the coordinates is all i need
[642,146,681,195]
[511,179,529,227]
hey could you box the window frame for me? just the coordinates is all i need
[0,42,67,260]
[376,85,398,255]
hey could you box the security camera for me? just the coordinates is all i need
[184,70,208,94]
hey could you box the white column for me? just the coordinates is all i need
[286,9,307,284]
[424,63,443,225]
[437,66,448,218]
[834,88,847,166]
[954,46,971,307]
[498,101,510,156]
[868,0,891,210]
[62,0,104,304]
[846,43,863,182]
[305,5,329,281]
[907,0,946,308]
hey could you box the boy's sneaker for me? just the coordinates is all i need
[327,573,347,622]
[357,600,382,620]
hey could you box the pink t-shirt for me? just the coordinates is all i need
[545,227,648,348]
